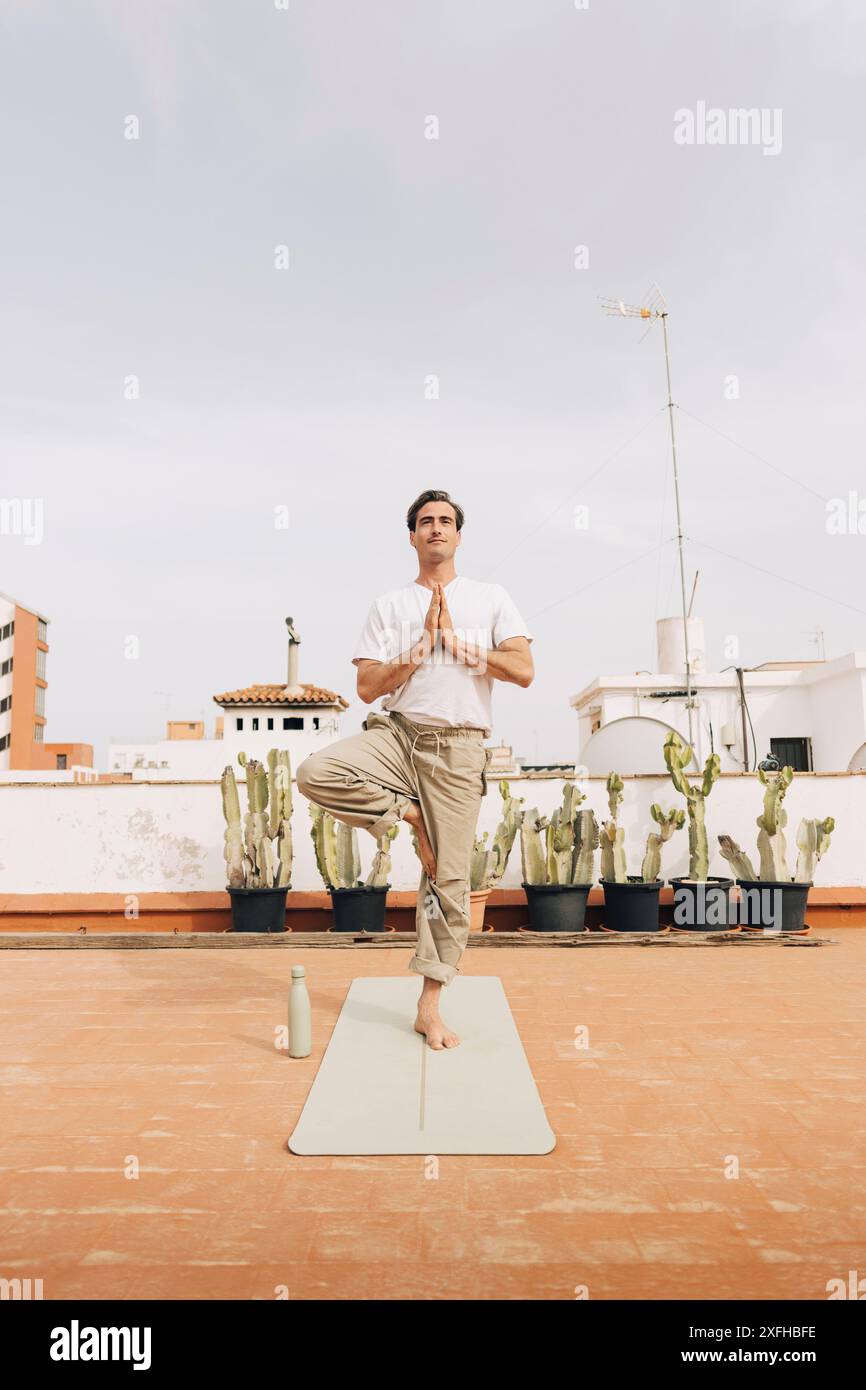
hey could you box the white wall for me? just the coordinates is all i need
[809,669,866,771]
[109,711,345,780]
[0,772,861,894]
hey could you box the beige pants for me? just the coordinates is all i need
[296,709,492,985]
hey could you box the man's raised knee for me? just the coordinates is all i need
[296,755,320,798]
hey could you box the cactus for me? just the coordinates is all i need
[407,821,422,869]
[268,749,293,887]
[309,803,338,886]
[467,777,524,889]
[606,772,624,820]
[663,731,720,880]
[546,783,579,884]
[795,815,835,882]
[471,832,494,889]
[757,763,793,834]
[220,749,294,889]
[335,821,360,888]
[241,757,270,887]
[599,772,684,882]
[641,804,686,882]
[275,822,293,889]
[599,772,628,882]
[717,834,758,881]
[599,820,628,883]
[220,766,245,888]
[309,803,396,888]
[716,766,793,881]
[520,808,549,886]
[491,781,525,884]
[755,763,794,879]
[718,763,836,882]
[520,782,600,886]
[366,823,399,887]
[468,780,524,889]
[572,808,599,884]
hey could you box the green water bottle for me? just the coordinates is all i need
[288,964,311,1058]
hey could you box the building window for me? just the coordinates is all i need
[282,717,304,730]
[37,619,47,642]
[770,737,813,772]
[267,717,274,730]
[34,723,44,742]
[36,648,47,680]
[0,621,11,640]
[56,754,67,770]
[35,686,45,716]
[251,717,259,731]
[236,717,244,731]
[0,695,10,714]
[0,658,11,676]
[312,717,320,729]
[0,733,9,751]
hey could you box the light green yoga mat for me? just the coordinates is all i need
[288,976,556,1156]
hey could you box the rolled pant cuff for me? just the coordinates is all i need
[366,793,416,842]
[408,957,458,986]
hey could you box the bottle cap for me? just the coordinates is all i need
[291,965,306,978]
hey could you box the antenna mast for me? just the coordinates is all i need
[600,286,695,748]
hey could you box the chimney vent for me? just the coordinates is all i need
[284,617,304,696]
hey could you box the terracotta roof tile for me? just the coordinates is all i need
[213,683,349,709]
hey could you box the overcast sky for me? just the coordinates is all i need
[2,0,864,764]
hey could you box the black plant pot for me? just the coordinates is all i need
[669,876,735,931]
[736,879,812,932]
[522,883,590,933]
[227,885,290,933]
[600,877,663,932]
[329,884,390,933]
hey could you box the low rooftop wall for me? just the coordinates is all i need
[0,771,861,895]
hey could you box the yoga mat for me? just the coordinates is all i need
[287,976,556,1155]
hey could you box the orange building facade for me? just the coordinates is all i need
[0,592,93,772]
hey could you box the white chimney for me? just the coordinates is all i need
[284,617,304,696]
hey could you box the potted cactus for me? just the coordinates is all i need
[663,731,733,930]
[309,803,398,933]
[468,780,524,931]
[599,772,685,932]
[519,782,600,932]
[221,749,293,932]
[717,756,835,932]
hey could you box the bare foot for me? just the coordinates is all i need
[403,802,437,880]
[414,981,460,1049]
[414,1003,461,1049]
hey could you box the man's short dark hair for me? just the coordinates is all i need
[407,490,464,533]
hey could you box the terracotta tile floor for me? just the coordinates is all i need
[1,933,864,1300]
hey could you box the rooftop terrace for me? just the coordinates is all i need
[2,930,864,1300]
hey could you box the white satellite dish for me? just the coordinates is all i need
[847,742,866,772]
[580,716,685,776]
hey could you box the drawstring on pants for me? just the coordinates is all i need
[409,727,442,781]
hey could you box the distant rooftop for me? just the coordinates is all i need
[213,682,349,709]
[750,660,826,671]
[0,590,49,622]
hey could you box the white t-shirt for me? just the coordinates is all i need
[351,575,533,737]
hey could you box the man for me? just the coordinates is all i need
[296,490,534,1050]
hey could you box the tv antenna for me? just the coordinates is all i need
[600,284,695,749]
[805,627,826,661]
